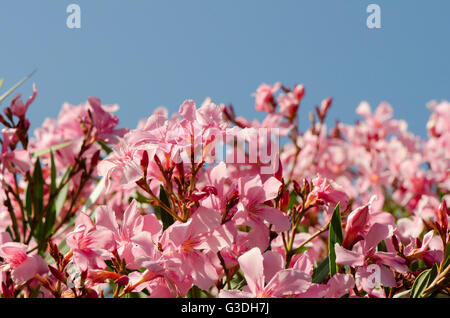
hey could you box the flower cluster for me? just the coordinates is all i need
[0,81,448,298]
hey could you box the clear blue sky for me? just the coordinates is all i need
[1,0,449,137]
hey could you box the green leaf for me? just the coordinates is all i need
[288,191,299,211]
[42,153,58,240]
[0,78,4,90]
[328,203,343,277]
[31,158,46,245]
[410,264,438,298]
[154,185,174,231]
[444,243,450,268]
[294,246,311,255]
[312,256,330,283]
[32,157,45,220]
[55,182,69,216]
[25,183,32,224]
[32,141,73,158]
[97,140,113,154]
[393,289,411,298]
[377,240,387,252]
[0,69,36,104]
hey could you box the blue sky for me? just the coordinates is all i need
[0,0,449,137]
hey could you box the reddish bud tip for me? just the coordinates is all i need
[115,275,129,286]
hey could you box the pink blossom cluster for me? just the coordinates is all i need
[0,82,448,298]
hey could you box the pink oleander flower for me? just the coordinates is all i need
[335,223,408,295]
[234,174,289,232]
[0,128,32,174]
[219,247,311,298]
[66,213,115,272]
[403,230,444,265]
[306,175,348,212]
[160,206,232,290]
[342,196,378,249]
[97,139,155,192]
[9,83,38,118]
[95,200,162,269]
[252,83,281,113]
[0,237,47,285]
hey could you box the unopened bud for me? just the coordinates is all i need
[49,265,67,283]
[274,157,283,181]
[114,275,129,286]
[294,84,305,101]
[141,150,149,174]
[293,180,302,196]
[280,191,290,212]
[90,150,101,170]
[342,204,369,249]
[436,201,448,242]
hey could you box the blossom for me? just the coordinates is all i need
[66,213,115,271]
[335,223,408,295]
[252,83,281,113]
[219,247,311,298]
[0,240,47,285]
[95,200,162,269]
[234,175,289,232]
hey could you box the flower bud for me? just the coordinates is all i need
[293,180,302,196]
[280,190,290,212]
[140,150,149,174]
[342,204,369,248]
[114,275,129,286]
[436,201,448,242]
[49,265,67,283]
[90,150,101,171]
[274,157,283,182]
[294,84,305,101]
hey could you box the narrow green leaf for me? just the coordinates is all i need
[97,140,113,154]
[444,243,450,268]
[25,183,32,224]
[312,256,330,283]
[410,264,438,298]
[55,182,69,216]
[49,152,57,194]
[32,141,73,158]
[294,246,311,255]
[328,203,343,277]
[41,152,58,243]
[393,289,411,298]
[32,158,45,219]
[0,70,37,104]
[0,78,4,90]
[155,186,174,231]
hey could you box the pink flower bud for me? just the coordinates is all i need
[49,265,67,283]
[114,275,129,286]
[294,84,305,101]
[342,204,369,248]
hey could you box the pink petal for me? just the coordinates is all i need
[238,247,265,295]
[259,206,289,232]
[334,244,365,267]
